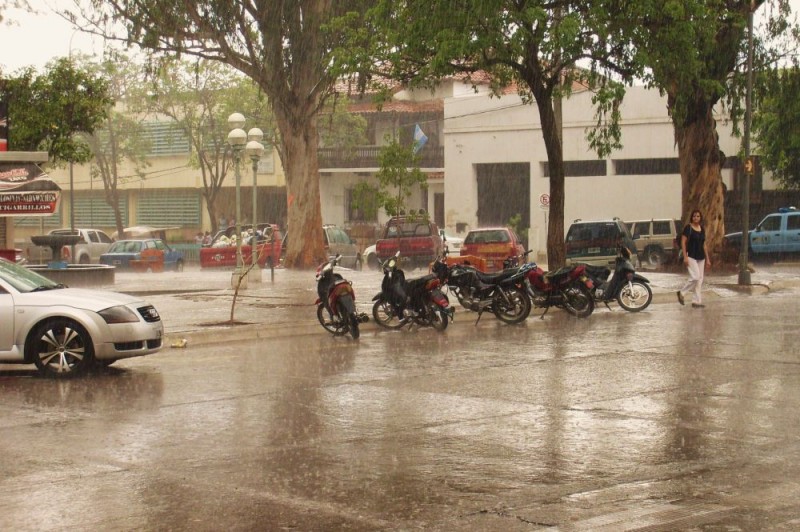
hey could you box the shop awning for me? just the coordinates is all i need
[0,162,61,216]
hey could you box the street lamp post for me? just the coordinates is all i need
[738,2,755,286]
[246,129,265,282]
[227,113,247,287]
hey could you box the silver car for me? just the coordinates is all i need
[0,258,164,378]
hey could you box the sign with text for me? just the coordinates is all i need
[0,163,61,216]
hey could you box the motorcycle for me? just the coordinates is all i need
[315,254,369,339]
[442,254,533,325]
[372,252,453,331]
[582,246,653,312]
[524,255,595,318]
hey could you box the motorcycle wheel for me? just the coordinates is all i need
[493,287,532,324]
[372,299,404,329]
[317,303,348,336]
[563,284,595,318]
[427,301,449,332]
[617,281,653,312]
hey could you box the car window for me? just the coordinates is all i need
[465,230,508,244]
[88,231,100,243]
[98,231,113,244]
[652,221,671,235]
[632,223,647,238]
[759,215,781,232]
[333,228,350,244]
[787,214,800,230]
[155,240,167,251]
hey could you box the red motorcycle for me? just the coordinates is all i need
[524,258,595,318]
[315,254,369,339]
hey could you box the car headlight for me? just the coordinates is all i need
[98,305,140,324]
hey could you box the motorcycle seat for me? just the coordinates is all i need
[543,266,575,282]
[583,264,610,279]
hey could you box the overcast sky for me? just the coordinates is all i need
[0,0,107,73]
[2,0,799,74]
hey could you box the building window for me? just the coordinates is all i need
[142,122,191,157]
[615,158,680,175]
[137,191,201,227]
[75,194,129,228]
[542,160,607,177]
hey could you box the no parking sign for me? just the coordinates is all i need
[539,193,550,210]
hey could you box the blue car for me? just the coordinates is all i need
[100,239,185,271]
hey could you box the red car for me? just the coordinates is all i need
[460,227,526,272]
[200,223,282,269]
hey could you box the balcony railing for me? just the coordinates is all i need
[318,146,444,170]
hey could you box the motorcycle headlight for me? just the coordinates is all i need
[98,305,140,324]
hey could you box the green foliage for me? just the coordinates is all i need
[753,67,800,189]
[3,57,111,165]
[318,99,368,152]
[350,181,380,221]
[507,213,528,245]
[374,138,428,217]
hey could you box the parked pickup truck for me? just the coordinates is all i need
[724,207,800,257]
[375,216,444,269]
[27,228,114,264]
[200,223,282,269]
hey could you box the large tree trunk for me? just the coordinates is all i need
[673,98,726,260]
[537,97,566,270]
[276,112,325,269]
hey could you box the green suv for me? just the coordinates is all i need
[565,218,639,267]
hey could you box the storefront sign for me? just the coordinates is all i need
[0,162,61,216]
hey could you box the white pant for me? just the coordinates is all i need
[680,257,705,304]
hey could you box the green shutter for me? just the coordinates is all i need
[137,191,201,227]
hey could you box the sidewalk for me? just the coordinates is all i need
[103,264,799,348]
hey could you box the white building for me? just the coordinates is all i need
[443,85,752,263]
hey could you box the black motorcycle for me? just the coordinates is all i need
[442,256,533,325]
[583,246,653,312]
[372,252,453,331]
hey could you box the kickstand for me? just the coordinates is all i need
[603,300,613,310]
[539,306,550,320]
[474,310,484,325]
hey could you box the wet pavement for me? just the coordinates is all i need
[1,263,800,530]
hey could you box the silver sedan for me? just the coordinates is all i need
[0,259,164,377]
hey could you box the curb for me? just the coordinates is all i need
[164,281,782,349]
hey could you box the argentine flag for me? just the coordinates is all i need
[413,124,428,154]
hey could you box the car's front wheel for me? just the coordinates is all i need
[29,319,94,378]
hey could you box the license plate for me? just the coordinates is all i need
[588,247,600,254]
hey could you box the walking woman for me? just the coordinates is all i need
[677,209,711,308]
